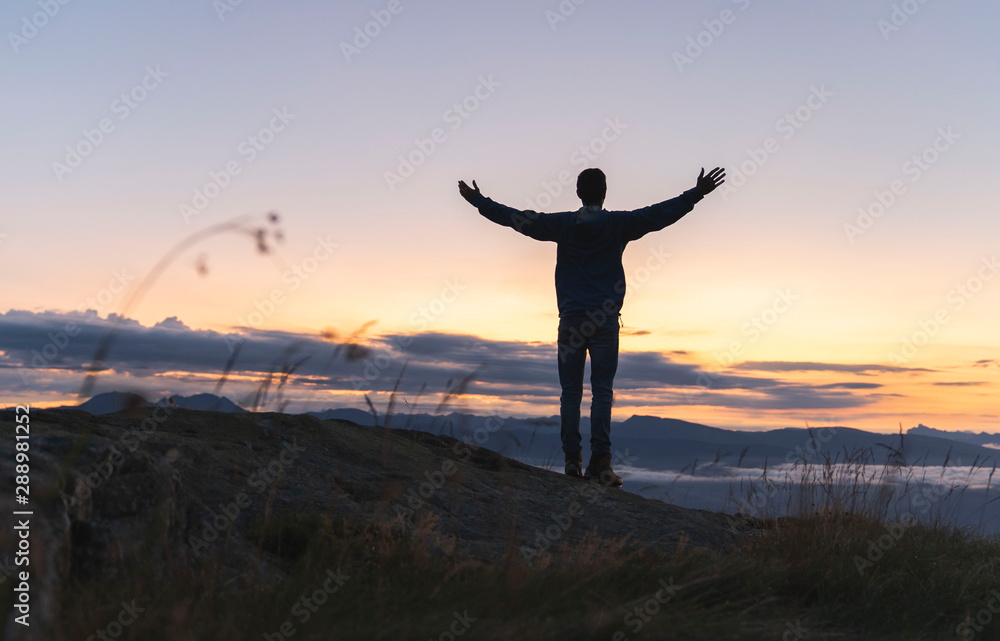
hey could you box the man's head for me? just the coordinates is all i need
[576,168,607,207]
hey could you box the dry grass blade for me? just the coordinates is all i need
[79,213,285,397]
[213,338,245,398]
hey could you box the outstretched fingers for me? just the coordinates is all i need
[694,166,727,196]
[458,179,481,203]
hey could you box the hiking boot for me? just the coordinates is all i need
[584,452,623,488]
[564,451,583,478]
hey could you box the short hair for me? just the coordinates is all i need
[577,168,607,204]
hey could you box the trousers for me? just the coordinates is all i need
[556,311,620,455]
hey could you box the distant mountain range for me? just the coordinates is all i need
[42,391,1000,470]
[49,391,247,415]
[909,424,1000,449]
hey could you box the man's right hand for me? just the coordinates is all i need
[458,179,481,204]
[695,167,726,196]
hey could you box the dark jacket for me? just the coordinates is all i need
[470,188,703,317]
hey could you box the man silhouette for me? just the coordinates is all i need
[459,167,725,486]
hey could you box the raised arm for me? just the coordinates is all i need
[458,179,561,242]
[617,167,726,241]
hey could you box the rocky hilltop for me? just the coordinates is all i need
[0,407,752,638]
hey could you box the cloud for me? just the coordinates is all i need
[734,361,933,375]
[153,316,192,331]
[814,382,883,390]
[0,309,884,413]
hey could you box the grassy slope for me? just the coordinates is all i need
[6,408,1000,640]
[46,509,1000,640]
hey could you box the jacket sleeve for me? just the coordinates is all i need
[616,188,704,242]
[470,193,562,242]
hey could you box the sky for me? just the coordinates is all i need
[2,0,999,433]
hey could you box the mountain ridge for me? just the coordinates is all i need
[43,391,1000,469]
